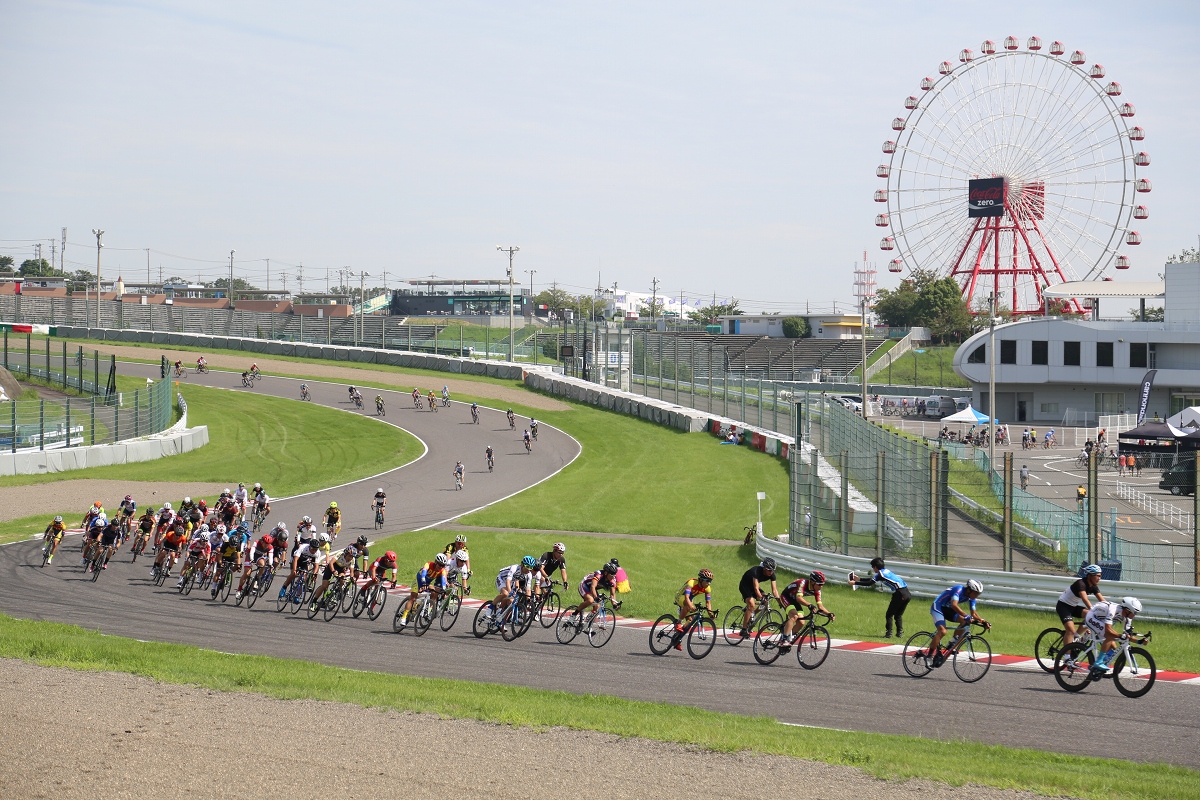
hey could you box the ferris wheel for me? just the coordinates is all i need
[875,36,1149,315]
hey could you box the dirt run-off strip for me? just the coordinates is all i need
[442,523,744,546]
[0,659,1067,800]
[0,480,226,524]
[67,342,571,411]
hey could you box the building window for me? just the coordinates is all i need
[1063,341,1081,366]
[1032,340,1048,365]
[1096,342,1114,367]
[967,344,985,364]
[1040,403,1059,414]
[1130,342,1147,369]
[1000,340,1016,364]
[1149,343,1157,369]
[1095,392,1125,414]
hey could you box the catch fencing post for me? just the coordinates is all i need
[1088,449,1099,565]
[134,389,139,437]
[90,397,96,445]
[1003,450,1014,571]
[9,398,15,453]
[93,350,99,393]
[1193,454,1199,587]
[65,400,71,448]
[808,446,818,548]
[62,341,68,389]
[26,333,31,379]
[876,450,885,558]
[38,400,44,451]
[929,450,940,565]
[839,450,850,555]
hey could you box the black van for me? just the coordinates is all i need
[1159,460,1196,496]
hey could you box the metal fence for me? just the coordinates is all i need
[1,331,173,452]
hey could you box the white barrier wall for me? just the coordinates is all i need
[0,425,209,476]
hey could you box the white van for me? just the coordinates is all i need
[924,395,957,418]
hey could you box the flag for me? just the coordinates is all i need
[1136,370,1157,425]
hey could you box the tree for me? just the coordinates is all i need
[0,255,14,273]
[638,297,667,319]
[687,300,741,324]
[873,281,920,327]
[781,316,809,338]
[915,277,972,343]
[1167,247,1200,264]
[533,286,575,314]
[1045,298,1086,318]
[205,277,259,291]
[1129,306,1165,321]
[19,258,59,277]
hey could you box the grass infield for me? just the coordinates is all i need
[0,614,1194,800]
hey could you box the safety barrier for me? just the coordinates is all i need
[757,533,1200,625]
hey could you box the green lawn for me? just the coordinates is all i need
[377,528,1200,673]
[460,400,790,539]
[876,346,969,388]
[0,383,423,495]
[0,614,1193,800]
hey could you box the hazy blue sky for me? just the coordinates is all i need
[1,1,1196,310]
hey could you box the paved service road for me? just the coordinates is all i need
[2,367,1196,769]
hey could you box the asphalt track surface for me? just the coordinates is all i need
[2,367,1198,769]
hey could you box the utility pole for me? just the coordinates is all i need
[988,292,998,471]
[651,276,660,320]
[298,263,305,294]
[91,229,104,328]
[35,243,42,263]
[525,269,537,298]
[265,258,270,293]
[228,250,236,308]
[324,268,329,293]
[48,241,55,271]
[61,228,67,272]
[145,249,151,290]
[497,246,520,361]
[358,270,369,344]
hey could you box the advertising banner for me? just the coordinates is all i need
[968,177,1005,218]
[1136,369,1157,425]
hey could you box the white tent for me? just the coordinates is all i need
[939,405,997,424]
[1166,406,1200,430]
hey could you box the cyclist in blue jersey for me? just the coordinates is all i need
[848,557,912,639]
[928,579,989,667]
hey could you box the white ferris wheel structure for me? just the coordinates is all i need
[875,35,1150,315]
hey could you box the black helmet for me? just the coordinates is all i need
[356,535,368,547]
[760,558,776,571]
[602,562,618,576]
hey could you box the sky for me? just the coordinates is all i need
[1,1,1197,312]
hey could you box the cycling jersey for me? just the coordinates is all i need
[188,537,210,555]
[249,535,275,563]
[325,508,340,523]
[233,487,249,506]
[369,557,395,578]
[372,493,386,507]
[781,578,821,608]
[537,551,565,577]
[1057,578,1101,608]
[1084,601,1131,637]
[207,531,226,549]
[119,500,137,516]
[738,566,775,600]
[330,548,356,570]
[294,543,321,564]
[253,491,271,507]
[498,564,535,592]
[416,562,448,590]
[857,568,908,594]
[99,524,121,547]
[45,522,66,539]
[578,570,616,599]
[931,584,975,625]
[161,530,187,551]
[675,578,711,607]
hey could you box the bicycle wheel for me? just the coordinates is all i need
[555,605,582,644]
[952,635,992,683]
[245,574,262,608]
[500,604,522,642]
[366,585,388,621]
[587,607,616,648]
[439,592,460,631]
[181,567,195,595]
[307,592,323,620]
[797,625,831,670]
[648,614,679,656]
[761,607,785,630]
[539,591,562,628]
[277,582,293,613]
[812,535,837,553]
[351,585,369,618]
[901,632,935,678]
[686,614,717,660]
[235,577,250,606]
[340,582,357,613]
[1053,643,1095,692]
[323,586,344,621]
[472,603,496,638]
[413,596,434,636]
[722,606,748,646]
[1112,647,1157,699]
[752,622,785,665]
[518,597,537,636]
[90,555,103,582]
[1034,627,1066,673]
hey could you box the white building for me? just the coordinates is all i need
[718,313,865,339]
[952,262,1198,424]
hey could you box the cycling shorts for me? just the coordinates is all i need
[100,531,120,547]
[162,541,182,554]
[370,563,391,580]
[1056,600,1085,623]
[86,528,102,540]
[322,564,348,582]
[930,603,963,628]
[577,578,606,600]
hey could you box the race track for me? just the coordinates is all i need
[1,365,1197,769]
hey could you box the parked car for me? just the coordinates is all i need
[924,395,957,419]
[1159,460,1196,496]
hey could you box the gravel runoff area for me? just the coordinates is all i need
[1,660,1067,800]
[77,342,572,411]
[0,480,226,523]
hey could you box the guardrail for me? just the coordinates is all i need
[757,533,1200,625]
[1116,480,1192,531]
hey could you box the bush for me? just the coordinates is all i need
[782,317,809,338]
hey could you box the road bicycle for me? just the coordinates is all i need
[473,593,536,641]
[454,473,464,491]
[507,413,515,430]
[412,392,421,408]
[238,561,276,609]
[174,365,187,378]
[151,554,177,587]
[523,438,531,453]
[308,573,355,622]
[241,373,257,388]
[486,454,494,473]
[470,406,479,424]
[40,535,59,567]
[440,395,450,407]
[806,530,838,553]
[251,505,268,533]
[374,507,385,529]
[300,386,311,401]
[177,553,204,595]
[723,594,783,646]
[86,543,111,582]
[752,610,832,669]
[375,398,385,416]
[1034,624,1095,673]
[555,592,619,648]
[210,560,238,602]
[394,589,439,635]
[531,581,563,628]
[530,424,538,441]
[902,620,992,682]
[1053,628,1156,698]
[351,580,389,620]
[352,394,364,410]
[648,607,719,659]
[195,363,209,374]
[277,570,317,614]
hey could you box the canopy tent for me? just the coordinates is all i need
[939,405,998,424]
[1167,406,1200,430]
[1117,421,1188,441]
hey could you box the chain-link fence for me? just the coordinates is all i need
[1,332,173,452]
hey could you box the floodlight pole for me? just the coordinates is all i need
[91,229,104,328]
[989,292,997,471]
[497,246,520,361]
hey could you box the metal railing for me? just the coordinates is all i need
[1116,481,1193,531]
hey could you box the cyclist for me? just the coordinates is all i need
[441,385,450,405]
[211,528,245,597]
[95,518,123,569]
[279,532,327,600]
[453,461,465,490]
[133,509,155,555]
[249,362,260,378]
[42,516,66,565]
[232,482,250,511]
[672,569,714,651]
[442,534,468,558]
[928,579,989,667]
[118,495,137,540]
[506,408,515,429]
[176,527,211,587]
[352,534,371,579]
[362,550,398,594]
[372,489,386,523]
[347,385,357,402]
[83,500,105,530]
[1082,596,1142,675]
[738,558,781,639]
[1020,464,1029,491]
[179,496,202,531]
[375,395,385,414]
[352,388,364,408]
[296,515,318,542]
[485,445,495,471]
[236,524,283,600]
[537,542,568,589]
[567,560,620,626]
[251,485,271,525]
[848,557,910,639]
[779,571,835,649]
[196,355,207,372]
[447,548,471,593]
[1057,564,1105,646]
[470,401,479,423]
[173,359,184,377]
[82,514,106,564]
[153,522,188,578]
[300,383,310,401]
[522,429,531,452]
[491,556,538,630]
[1044,428,1056,448]
[396,552,452,629]
[1076,485,1087,512]
[311,543,357,612]
[324,501,341,538]
[529,418,538,440]
[427,389,438,412]
[411,387,421,407]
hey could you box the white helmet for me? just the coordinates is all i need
[198,523,209,533]
[377,488,384,494]
[302,516,312,524]
[435,553,450,565]
[455,549,469,561]
[1120,596,1143,615]
[163,502,172,511]
[254,482,261,490]
[318,532,331,544]
[553,542,565,553]
[966,579,984,594]
[216,524,227,534]
[275,522,287,531]
[183,496,191,504]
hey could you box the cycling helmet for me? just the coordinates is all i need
[760,558,776,571]
[455,549,469,561]
[163,502,172,511]
[608,558,620,568]
[198,524,209,534]
[274,530,288,542]
[455,534,467,544]
[328,501,337,509]
[237,522,249,533]
[302,516,312,525]
[808,570,826,586]
[183,497,191,504]
[698,568,713,582]
[384,551,397,562]
[54,515,63,523]
[966,579,984,594]
[93,501,102,508]
[377,488,383,494]
[254,483,261,490]
[124,494,132,502]
[1120,596,1143,615]
[1082,564,1103,576]
[275,522,287,531]
[521,555,538,569]
[318,532,331,544]
[344,545,358,558]
[356,535,368,547]
[237,483,244,488]
[552,542,565,553]
[216,524,227,534]
[435,553,450,565]
[602,562,618,575]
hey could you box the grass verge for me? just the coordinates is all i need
[0,614,1194,800]
[876,346,969,389]
[377,529,1200,672]
[0,383,423,494]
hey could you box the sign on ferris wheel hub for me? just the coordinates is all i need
[875,35,1149,314]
